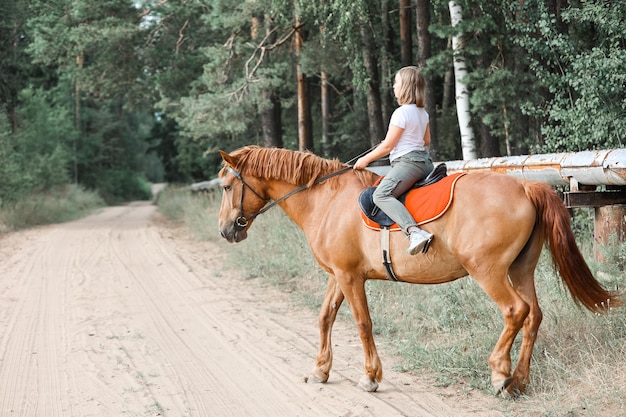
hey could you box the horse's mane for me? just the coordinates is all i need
[221,146,376,187]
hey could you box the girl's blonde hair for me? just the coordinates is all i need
[395,66,426,107]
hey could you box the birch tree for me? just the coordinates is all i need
[448,1,476,160]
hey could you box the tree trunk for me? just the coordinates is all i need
[319,22,331,157]
[360,22,385,147]
[320,70,330,157]
[415,0,438,159]
[449,1,476,160]
[8,19,20,132]
[480,122,499,157]
[260,89,283,148]
[74,50,84,184]
[442,37,454,112]
[253,13,283,148]
[294,15,313,152]
[442,66,454,111]
[475,50,499,158]
[548,0,569,34]
[399,0,412,66]
[380,0,393,123]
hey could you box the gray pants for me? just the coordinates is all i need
[373,151,433,235]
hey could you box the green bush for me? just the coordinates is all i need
[0,88,73,204]
[95,169,153,204]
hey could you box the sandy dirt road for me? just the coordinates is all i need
[0,200,505,417]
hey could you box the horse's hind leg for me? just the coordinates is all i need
[308,274,345,384]
[507,239,543,395]
[472,267,530,396]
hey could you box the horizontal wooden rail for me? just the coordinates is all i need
[445,149,626,186]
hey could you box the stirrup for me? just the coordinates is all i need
[421,235,433,254]
[407,232,433,255]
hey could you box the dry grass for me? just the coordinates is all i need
[0,185,105,232]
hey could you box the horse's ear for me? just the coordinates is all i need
[219,150,236,166]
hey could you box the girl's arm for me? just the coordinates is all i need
[353,125,404,169]
[423,124,431,147]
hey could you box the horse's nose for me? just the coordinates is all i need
[219,230,226,238]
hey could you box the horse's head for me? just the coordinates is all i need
[218,149,269,243]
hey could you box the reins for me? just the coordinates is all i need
[228,165,353,230]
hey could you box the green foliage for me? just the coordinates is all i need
[429,0,546,156]
[0,0,31,129]
[298,0,374,93]
[28,0,145,101]
[511,0,626,152]
[0,87,72,204]
[173,2,295,147]
[467,67,533,154]
[0,137,24,205]
[140,0,299,168]
[17,0,162,204]
[93,168,152,205]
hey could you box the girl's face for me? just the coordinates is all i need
[393,74,402,99]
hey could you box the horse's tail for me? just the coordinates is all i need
[523,181,622,312]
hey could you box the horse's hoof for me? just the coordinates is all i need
[306,370,329,384]
[357,375,379,392]
[494,377,520,399]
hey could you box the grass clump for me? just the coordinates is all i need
[155,185,221,242]
[157,187,626,416]
[0,184,105,232]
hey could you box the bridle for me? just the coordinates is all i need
[226,167,268,230]
[226,165,353,231]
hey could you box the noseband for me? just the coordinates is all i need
[226,165,352,231]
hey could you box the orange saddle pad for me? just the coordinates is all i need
[361,172,465,231]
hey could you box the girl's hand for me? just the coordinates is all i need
[353,157,368,170]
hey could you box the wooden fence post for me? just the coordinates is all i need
[594,205,626,267]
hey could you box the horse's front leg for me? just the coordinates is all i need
[335,273,382,392]
[308,274,345,384]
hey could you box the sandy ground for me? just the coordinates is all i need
[0,199,507,417]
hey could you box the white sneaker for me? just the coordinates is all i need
[407,229,433,255]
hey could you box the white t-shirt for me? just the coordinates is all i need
[388,104,429,162]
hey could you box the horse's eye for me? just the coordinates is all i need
[223,185,231,192]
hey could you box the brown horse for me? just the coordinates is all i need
[217,146,621,397]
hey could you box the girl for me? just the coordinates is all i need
[353,66,434,255]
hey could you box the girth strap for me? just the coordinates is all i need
[380,227,401,282]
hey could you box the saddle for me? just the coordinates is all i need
[358,164,465,282]
[359,163,448,228]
